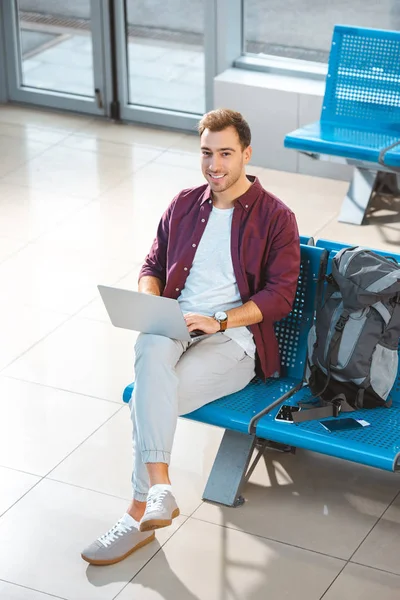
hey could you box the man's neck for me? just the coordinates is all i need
[212,174,253,209]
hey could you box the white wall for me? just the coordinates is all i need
[214,68,352,182]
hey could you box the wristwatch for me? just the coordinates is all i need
[214,311,228,332]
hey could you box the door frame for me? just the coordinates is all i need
[0,2,8,103]
[113,0,241,131]
[1,0,111,116]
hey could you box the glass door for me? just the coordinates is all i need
[2,0,110,116]
[114,0,206,130]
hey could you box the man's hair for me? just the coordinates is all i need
[197,108,251,150]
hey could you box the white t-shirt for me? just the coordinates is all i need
[178,205,256,358]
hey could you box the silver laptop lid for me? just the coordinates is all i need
[97,285,192,342]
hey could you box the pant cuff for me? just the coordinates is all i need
[141,449,171,464]
[133,490,148,502]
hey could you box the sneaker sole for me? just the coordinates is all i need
[81,531,155,566]
[139,507,180,532]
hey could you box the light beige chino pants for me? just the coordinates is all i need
[130,332,256,500]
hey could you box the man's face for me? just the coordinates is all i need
[200,126,251,193]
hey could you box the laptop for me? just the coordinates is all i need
[98,285,193,342]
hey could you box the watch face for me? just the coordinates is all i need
[215,311,227,321]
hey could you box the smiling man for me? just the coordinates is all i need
[82,109,300,566]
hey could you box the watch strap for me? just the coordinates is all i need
[219,319,228,332]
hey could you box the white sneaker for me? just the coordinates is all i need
[140,485,180,532]
[81,513,155,566]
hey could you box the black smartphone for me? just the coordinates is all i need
[319,418,369,432]
[190,329,205,338]
[275,405,301,423]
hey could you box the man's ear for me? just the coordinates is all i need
[244,145,252,165]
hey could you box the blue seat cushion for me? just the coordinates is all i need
[284,122,400,168]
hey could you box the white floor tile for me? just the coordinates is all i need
[168,133,200,153]
[48,408,134,502]
[49,409,223,516]
[153,150,201,171]
[0,136,50,177]
[36,201,147,261]
[0,243,134,313]
[351,494,400,575]
[256,168,347,238]
[116,517,344,600]
[97,163,205,261]
[0,236,27,263]
[2,145,139,199]
[0,466,39,516]
[0,122,71,144]
[77,120,186,149]
[60,135,163,165]
[316,210,400,253]
[0,183,90,242]
[3,317,137,403]
[77,266,141,323]
[192,448,400,559]
[0,303,68,371]
[0,479,186,600]
[323,563,400,600]
[0,105,92,132]
[0,377,119,475]
[0,580,66,600]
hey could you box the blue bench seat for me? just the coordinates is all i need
[255,386,400,472]
[284,25,400,225]
[123,240,400,507]
[285,122,400,168]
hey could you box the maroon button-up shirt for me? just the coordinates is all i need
[139,176,300,380]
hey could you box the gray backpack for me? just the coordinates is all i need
[304,246,400,419]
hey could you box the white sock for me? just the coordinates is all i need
[149,483,172,495]
[120,512,140,529]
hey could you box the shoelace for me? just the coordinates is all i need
[145,490,168,514]
[98,519,133,548]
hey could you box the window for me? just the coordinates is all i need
[243,0,400,64]
[125,0,205,114]
[17,0,94,97]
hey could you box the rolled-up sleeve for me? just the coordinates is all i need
[250,211,300,322]
[138,197,177,284]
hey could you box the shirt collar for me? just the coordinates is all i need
[200,175,261,211]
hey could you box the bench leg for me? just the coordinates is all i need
[202,430,257,507]
[376,172,400,196]
[338,168,377,225]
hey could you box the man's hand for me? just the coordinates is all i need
[184,313,220,335]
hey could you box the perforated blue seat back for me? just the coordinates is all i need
[323,26,400,132]
[273,245,324,381]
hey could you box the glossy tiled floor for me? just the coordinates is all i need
[0,105,399,600]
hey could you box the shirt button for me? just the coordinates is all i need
[192,243,196,247]
[184,267,188,271]
[201,219,205,223]
[175,288,180,292]
[245,204,249,208]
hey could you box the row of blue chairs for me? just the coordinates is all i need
[123,237,400,507]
